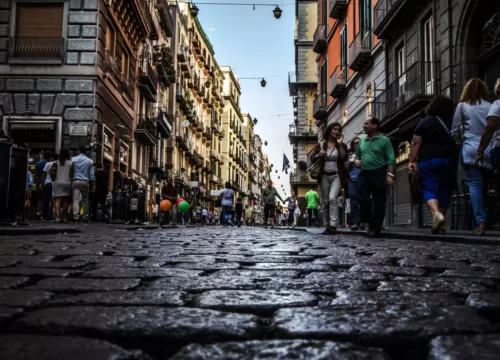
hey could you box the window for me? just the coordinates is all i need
[340,24,348,69]
[396,46,405,95]
[423,16,434,94]
[359,0,372,47]
[106,22,116,55]
[16,3,63,37]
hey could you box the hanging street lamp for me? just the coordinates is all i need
[253,118,258,125]
[273,6,282,19]
[190,4,199,17]
[260,78,267,87]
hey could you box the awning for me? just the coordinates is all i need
[10,122,54,130]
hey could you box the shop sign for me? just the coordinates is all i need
[190,181,199,188]
[69,124,88,136]
[210,190,222,197]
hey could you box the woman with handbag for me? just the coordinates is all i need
[451,78,492,235]
[409,96,457,234]
[311,122,349,234]
[49,148,74,224]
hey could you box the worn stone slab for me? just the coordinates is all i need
[314,255,392,268]
[350,264,426,276]
[0,276,29,289]
[440,269,500,280]
[51,291,185,306]
[12,307,259,355]
[466,293,500,316]
[398,258,470,270]
[377,278,491,296]
[36,79,63,92]
[0,307,22,325]
[242,263,331,271]
[65,79,94,92]
[172,262,241,270]
[0,259,18,267]
[0,290,53,308]
[0,335,151,360]
[83,267,203,278]
[271,306,494,344]
[212,270,300,278]
[18,260,89,269]
[0,267,80,277]
[330,291,460,308]
[27,278,141,292]
[194,290,318,315]
[171,340,390,360]
[429,335,500,360]
[149,276,259,292]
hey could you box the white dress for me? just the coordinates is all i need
[53,160,73,197]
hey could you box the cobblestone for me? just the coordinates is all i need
[1,226,500,359]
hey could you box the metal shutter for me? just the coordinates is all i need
[16,3,64,37]
[393,165,412,226]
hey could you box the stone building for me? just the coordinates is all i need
[372,0,500,229]
[288,0,319,213]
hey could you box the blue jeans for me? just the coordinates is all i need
[221,205,232,225]
[348,181,360,224]
[418,158,455,209]
[464,165,491,225]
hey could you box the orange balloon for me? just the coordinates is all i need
[160,200,172,212]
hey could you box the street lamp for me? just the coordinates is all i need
[260,78,267,87]
[253,118,258,125]
[273,6,282,19]
[190,3,199,17]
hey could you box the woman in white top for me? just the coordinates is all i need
[451,78,492,235]
[50,148,74,223]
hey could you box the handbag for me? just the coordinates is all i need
[308,161,321,180]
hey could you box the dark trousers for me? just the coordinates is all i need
[91,193,107,222]
[358,168,388,234]
[287,210,294,225]
[264,204,275,224]
[307,208,318,226]
[348,181,360,225]
[42,183,53,220]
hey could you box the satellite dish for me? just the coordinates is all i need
[182,120,190,127]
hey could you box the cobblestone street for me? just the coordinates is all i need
[1,226,500,359]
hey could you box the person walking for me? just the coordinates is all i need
[40,152,55,221]
[275,202,283,227]
[346,137,362,230]
[50,149,74,224]
[312,122,350,234]
[92,162,109,223]
[262,180,284,227]
[220,182,235,226]
[477,78,500,220]
[235,197,243,227]
[293,206,301,227]
[356,117,396,237]
[304,187,320,227]
[409,96,457,234]
[71,146,95,222]
[35,151,48,220]
[283,191,298,227]
[451,78,492,235]
[160,179,178,227]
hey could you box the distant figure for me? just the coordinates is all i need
[51,148,74,223]
[40,152,55,221]
[71,146,95,222]
[92,162,109,223]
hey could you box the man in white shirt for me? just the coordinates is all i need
[71,146,95,222]
[40,152,55,221]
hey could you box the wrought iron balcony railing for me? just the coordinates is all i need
[313,25,327,54]
[330,65,348,98]
[138,58,158,102]
[135,114,157,146]
[330,0,348,19]
[8,37,65,61]
[349,30,373,72]
[313,92,328,121]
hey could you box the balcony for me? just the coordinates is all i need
[8,37,65,64]
[153,45,175,89]
[177,44,187,62]
[330,0,348,19]
[380,61,436,131]
[288,71,317,96]
[174,170,190,187]
[374,0,408,39]
[313,25,327,54]
[135,115,157,146]
[157,110,173,137]
[288,125,317,143]
[206,127,213,140]
[121,74,135,101]
[329,65,348,98]
[138,58,158,102]
[155,0,173,37]
[175,130,188,150]
[290,172,316,185]
[313,93,328,121]
[349,30,373,72]
[176,85,187,109]
[104,50,121,84]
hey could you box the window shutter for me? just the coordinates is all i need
[16,3,64,37]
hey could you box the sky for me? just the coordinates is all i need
[192,0,295,199]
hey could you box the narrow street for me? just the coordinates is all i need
[1,226,500,359]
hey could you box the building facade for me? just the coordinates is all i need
[374,0,500,229]
[288,0,320,215]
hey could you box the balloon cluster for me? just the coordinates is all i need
[160,199,190,213]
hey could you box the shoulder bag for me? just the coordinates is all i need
[308,141,324,180]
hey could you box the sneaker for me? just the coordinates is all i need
[351,224,359,231]
[55,218,61,224]
[473,224,486,236]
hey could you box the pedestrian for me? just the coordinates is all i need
[283,191,298,226]
[451,78,492,235]
[409,96,457,234]
[40,152,55,221]
[304,186,320,227]
[294,206,301,227]
[477,78,500,227]
[235,197,243,227]
[338,194,344,228]
[262,180,284,227]
[312,122,349,234]
[71,146,95,222]
[346,137,362,230]
[207,208,213,225]
[214,214,219,225]
[275,202,283,226]
[152,202,158,224]
[35,151,48,220]
[201,207,208,225]
[160,179,178,227]
[356,117,396,237]
[50,149,74,224]
[220,182,235,226]
[304,210,309,227]
[92,162,109,223]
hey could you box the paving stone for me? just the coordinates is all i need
[0,290,53,308]
[349,264,426,276]
[0,276,29,289]
[172,262,241,270]
[242,263,331,271]
[194,290,318,315]
[330,291,460,308]
[149,276,259,292]
[0,267,81,277]
[429,335,500,360]
[18,260,89,269]
[212,270,300,278]
[51,291,185,306]
[271,305,494,344]
[27,278,141,293]
[0,335,152,360]
[466,293,500,316]
[171,339,390,360]
[398,258,470,270]
[0,259,18,267]
[83,267,203,278]
[0,306,22,325]
[314,255,391,267]
[377,277,492,296]
[441,269,500,280]
[12,307,259,356]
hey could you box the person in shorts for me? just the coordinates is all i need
[262,180,284,227]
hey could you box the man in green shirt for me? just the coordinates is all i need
[305,187,320,227]
[356,117,396,237]
[262,180,283,227]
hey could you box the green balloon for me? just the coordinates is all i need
[178,201,190,213]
